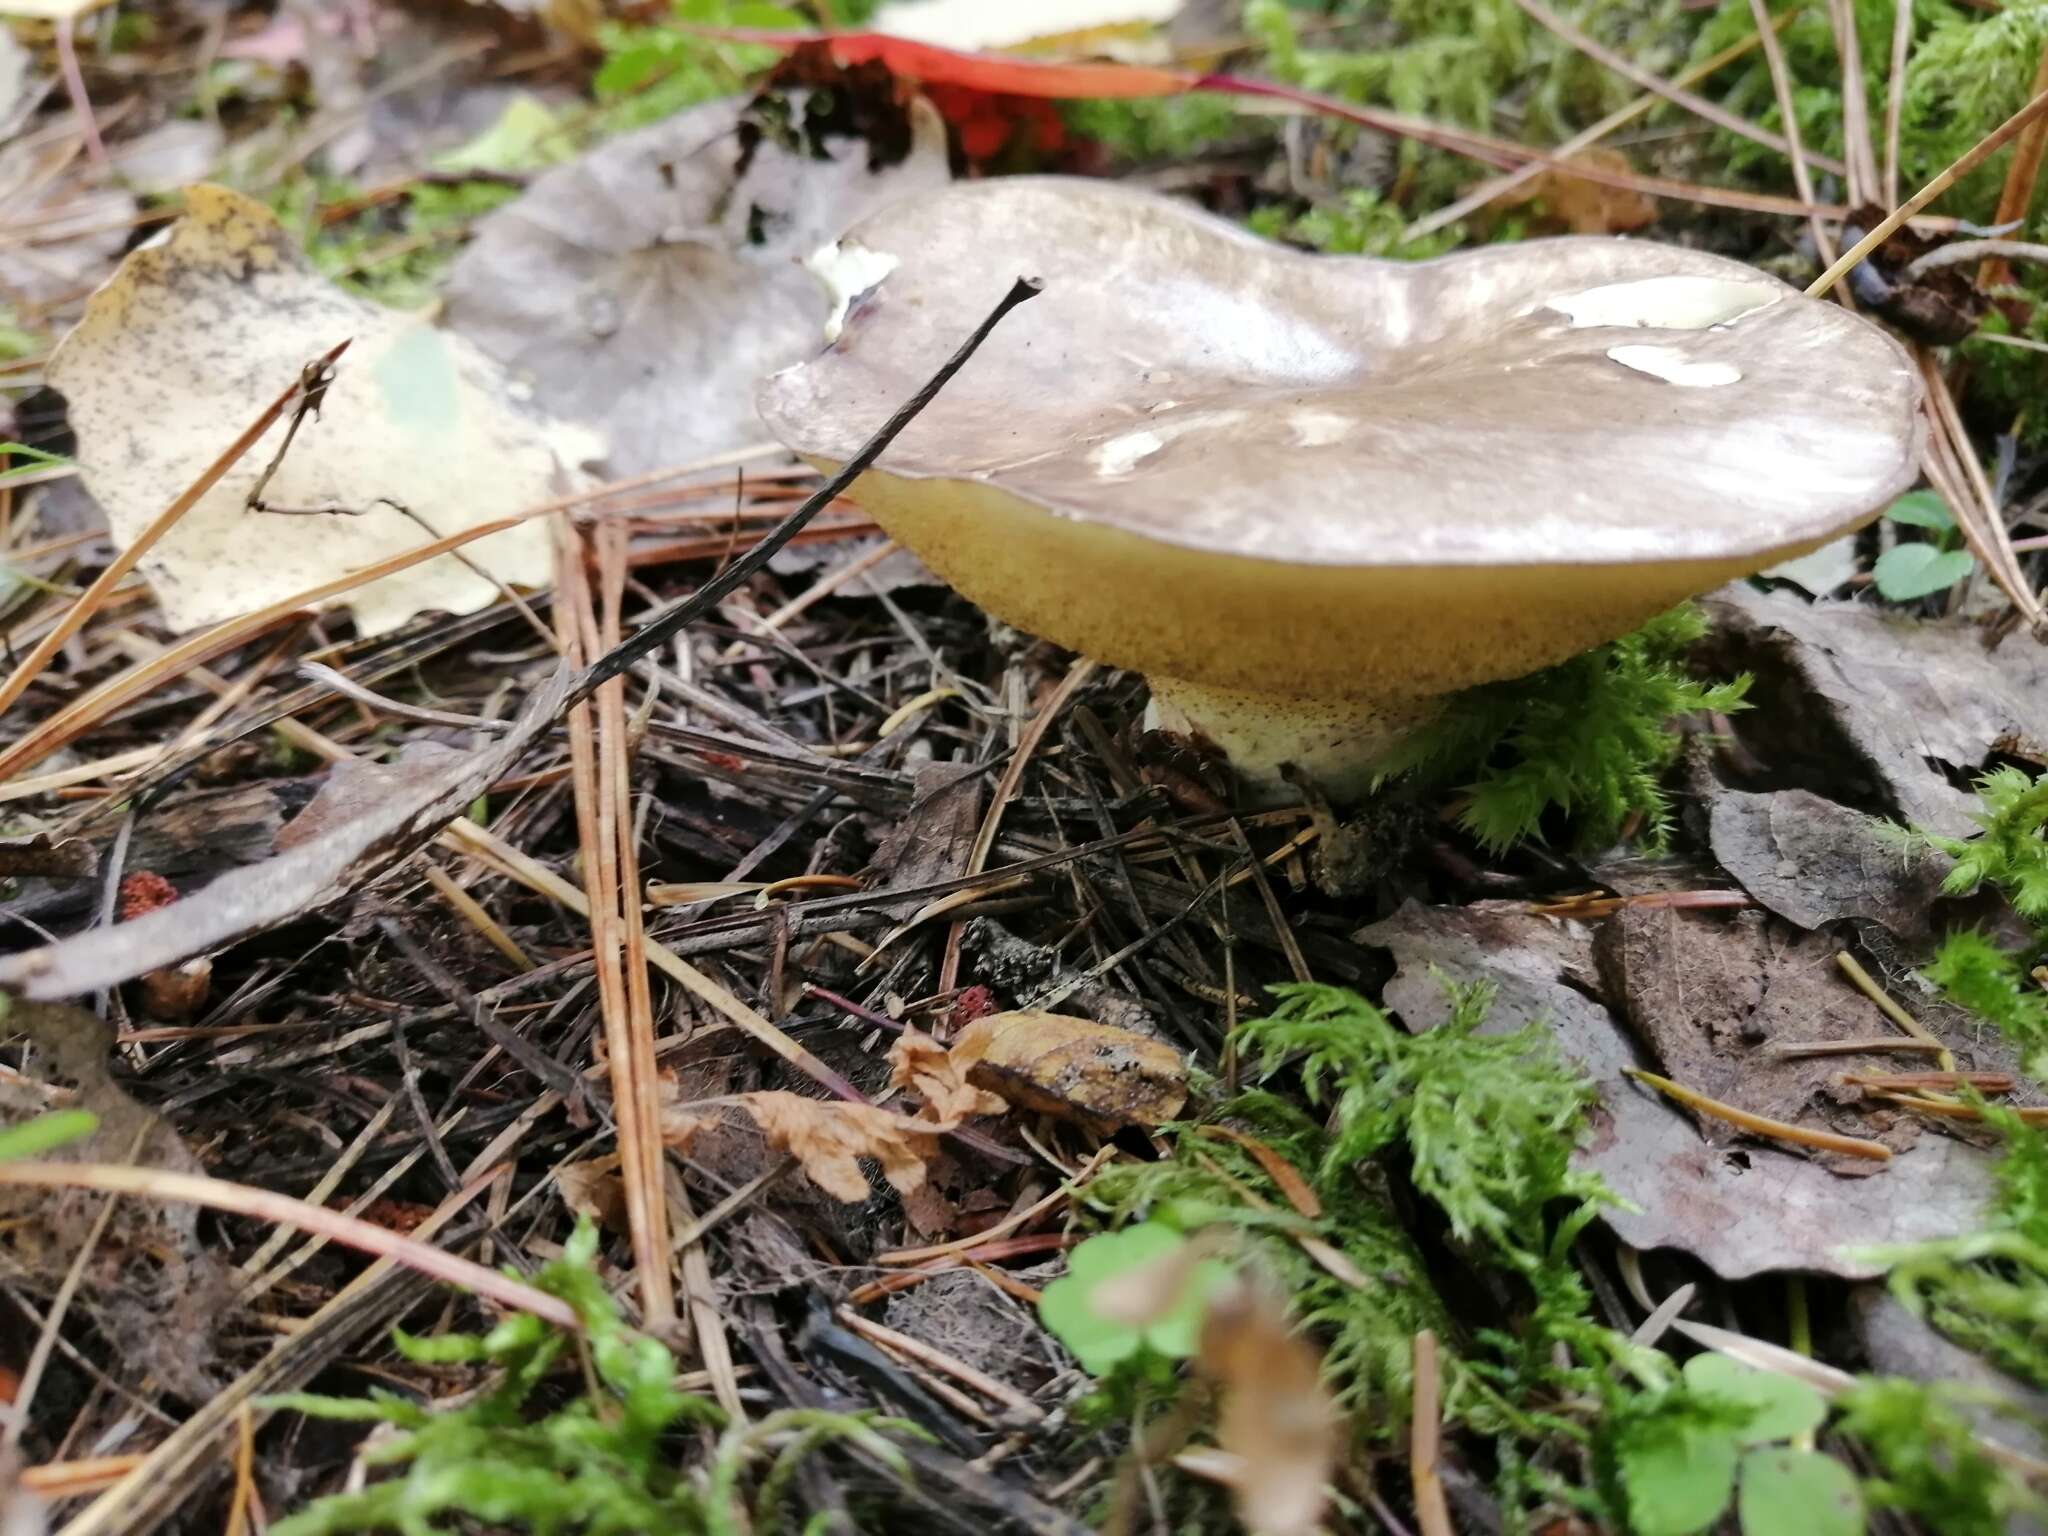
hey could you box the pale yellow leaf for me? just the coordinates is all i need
[952,1009,1186,1129]
[47,185,602,637]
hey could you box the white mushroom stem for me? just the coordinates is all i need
[1143,677,1443,804]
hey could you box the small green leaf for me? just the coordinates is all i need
[0,1109,98,1163]
[1037,1223,1224,1375]
[1738,1448,1863,1536]
[1873,542,1976,600]
[1621,1422,1741,1536]
[1683,1354,1827,1445]
[1884,490,1957,532]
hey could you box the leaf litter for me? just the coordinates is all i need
[6,2,2048,1532]
[49,185,600,636]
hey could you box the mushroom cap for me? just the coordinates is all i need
[758,178,1924,701]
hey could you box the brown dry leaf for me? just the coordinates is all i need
[48,185,600,637]
[666,1090,944,1203]
[0,667,572,999]
[1361,900,1998,1280]
[1497,147,1658,234]
[1188,1276,1342,1536]
[889,1027,1004,1122]
[952,1008,1186,1131]
[1706,584,2048,838]
[556,1153,627,1232]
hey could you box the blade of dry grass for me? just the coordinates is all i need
[1827,0,1881,205]
[558,517,674,1330]
[0,1160,576,1327]
[1884,0,1912,207]
[0,341,348,724]
[1407,14,1790,239]
[1749,0,1836,264]
[1916,348,2047,634]
[1510,0,1843,176]
[1809,82,2048,298]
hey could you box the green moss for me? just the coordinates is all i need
[593,0,802,134]
[267,1222,911,1534]
[261,176,519,311]
[1246,187,1466,256]
[1375,604,1749,854]
[1870,1100,2048,1389]
[1835,1376,2045,1536]
[1923,932,2048,1080]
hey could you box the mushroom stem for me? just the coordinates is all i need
[1144,677,1441,805]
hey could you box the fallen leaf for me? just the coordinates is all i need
[274,742,471,852]
[952,1008,1187,1131]
[1497,147,1658,234]
[47,184,599,637]
[1706,584,2048,839]
[1594,903,2032,1166]
[1360,901,1998,1280]
[889,1027,1005,1122]
[1188,1276,1341,1536]
[555,1153,627,1232]
[1706,787,1955,945]
[442,91,948,475]
[0,666,572,1000]
[667,1090,944,1203]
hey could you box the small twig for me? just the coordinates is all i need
[1842,1070,2017,1092]
[1769,1036,1946,1060]
[1870,1090,2048,1127]
[1626,1067,1893,1161]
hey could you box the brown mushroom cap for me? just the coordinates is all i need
[758,177,1924,703]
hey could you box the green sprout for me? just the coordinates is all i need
[1037,1222,1228,1375]
[1609,1354,1855,1536]
[1873,490,1977,601]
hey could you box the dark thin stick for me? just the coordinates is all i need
[572,276,1043,704]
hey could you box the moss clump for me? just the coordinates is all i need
[1375,604,1749,854]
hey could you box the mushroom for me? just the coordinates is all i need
[757,178,1924,801]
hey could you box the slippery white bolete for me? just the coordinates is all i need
[758,179,1924,799]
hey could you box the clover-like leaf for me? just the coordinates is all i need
[1037,1223,1226,1375]
[1683,1354,1827,1446]
[1884,490,1957,532]
[1873,542,1976,600]
[1620,1420,1741,1536]
[1738,1447,1864,1536]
